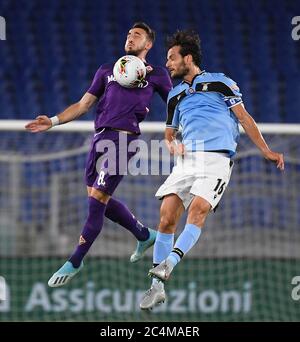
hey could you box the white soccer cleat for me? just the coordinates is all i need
[148,259,173,281]
[140,283,166,310]
[48,261,83,287]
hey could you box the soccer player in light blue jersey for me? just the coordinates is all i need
[140,30,284,310]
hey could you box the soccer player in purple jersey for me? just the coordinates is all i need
[25,22,172,287]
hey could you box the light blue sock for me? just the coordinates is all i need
[153,232,174,265]
[168,223,202,267]
[152,232,174,286]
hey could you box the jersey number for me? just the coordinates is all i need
[97,171,106,186]
[213,178,226,195]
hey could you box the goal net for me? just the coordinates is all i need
[0,120,299,322]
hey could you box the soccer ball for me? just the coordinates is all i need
[113,55,146,88]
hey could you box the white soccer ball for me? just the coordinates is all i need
[113,55,146,88]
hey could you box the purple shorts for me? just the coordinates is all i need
[85,128,138,195]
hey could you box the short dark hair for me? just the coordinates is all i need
[132,22,155,43]
[166,30,202,67]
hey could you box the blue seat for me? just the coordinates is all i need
[0,0,298,123]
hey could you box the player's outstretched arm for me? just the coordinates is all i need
[232,103,284,171]
[25,92,98,133]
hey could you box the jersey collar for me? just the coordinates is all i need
[181,70,206,85]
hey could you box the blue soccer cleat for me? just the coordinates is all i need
[48,261,84,287]
[130,228,157,263]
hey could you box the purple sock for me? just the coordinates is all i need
[69,197,106,267]
[105,198,150,241]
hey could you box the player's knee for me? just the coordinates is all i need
[158,215,177,233]
[90,188,110,204]
[188,202,210,227]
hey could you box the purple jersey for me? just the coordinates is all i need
[87,62,172,134]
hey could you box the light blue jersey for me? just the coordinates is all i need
[166,71,242,156]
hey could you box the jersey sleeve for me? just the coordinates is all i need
[221,75,243,109]
[165,90,180,129]
[87,66,106,98]
[155,67,173,103]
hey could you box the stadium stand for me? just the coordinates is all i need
[0,0,299,122]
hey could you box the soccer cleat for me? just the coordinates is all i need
[48,261,83,288]
[140,283,166,310]
[130,228,157,263]
[148,259,173,281]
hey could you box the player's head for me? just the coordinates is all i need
[125,22,155,59]
[166,30,202,78]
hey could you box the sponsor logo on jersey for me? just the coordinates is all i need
[137,79,149,88]
[107,75,116,83]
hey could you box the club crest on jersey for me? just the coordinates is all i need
[146,65,153,73]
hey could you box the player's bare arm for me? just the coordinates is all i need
[165,127,185,155]
[232,103,284,171]
[25,92,98,133]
